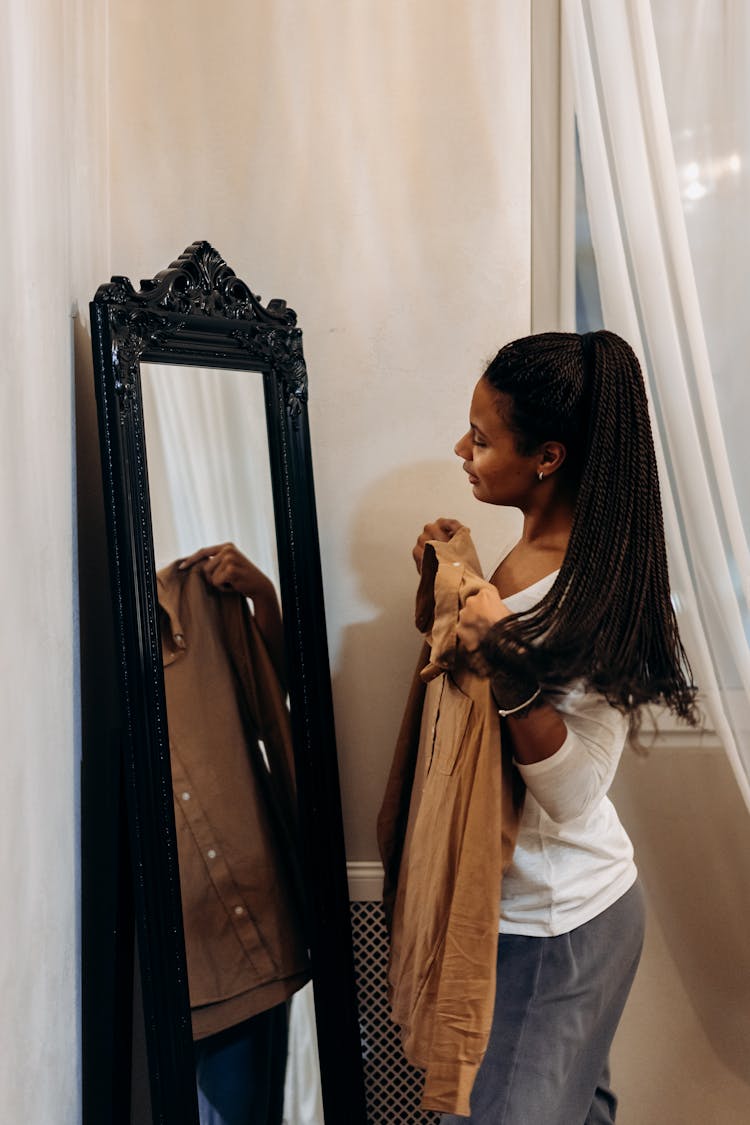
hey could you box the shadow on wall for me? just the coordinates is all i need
[612,741,750,1087]
[331,460,520,863]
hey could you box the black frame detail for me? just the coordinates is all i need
[88,241,367,1124]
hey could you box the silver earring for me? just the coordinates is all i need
[538,471,544,481]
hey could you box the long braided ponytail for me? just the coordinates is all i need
[483,330,697,723]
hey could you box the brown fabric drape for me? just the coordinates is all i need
[377,529,525,1114]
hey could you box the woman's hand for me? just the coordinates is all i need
[179,542,273,600]
[457,587,512,652]
[412,518,465,573]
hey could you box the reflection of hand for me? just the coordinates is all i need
[412,518,464,573]
[180,543,286,687]
[457,587,511,652]
[179,543,273,600]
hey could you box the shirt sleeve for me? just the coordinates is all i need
[514,683,630,824]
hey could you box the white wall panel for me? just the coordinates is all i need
[107,0,532,861]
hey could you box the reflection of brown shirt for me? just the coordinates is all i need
[377,529,524,1115]
[157,563,310,1040]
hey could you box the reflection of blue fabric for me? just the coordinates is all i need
[195,1003,288,1125]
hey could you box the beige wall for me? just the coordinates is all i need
[107,0,532,861]
[611,736,750,1123]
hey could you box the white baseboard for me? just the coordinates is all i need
[347,861,384,902]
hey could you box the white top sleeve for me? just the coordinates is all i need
[497,570,637,936]
[515,683,629,824]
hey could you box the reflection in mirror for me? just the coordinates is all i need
[140,364,323,1124]
[141,366,278,581]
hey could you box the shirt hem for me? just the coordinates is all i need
[190,970,310,1039]
[500,864,638,937]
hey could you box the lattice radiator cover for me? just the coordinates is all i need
[350,901,441,1125]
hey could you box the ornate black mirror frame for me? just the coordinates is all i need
[88,242,367,1124]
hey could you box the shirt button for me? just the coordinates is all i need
[181,792,190,801]
[207,849,217,859]
[234,906,245,916]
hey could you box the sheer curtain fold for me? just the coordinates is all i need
[140,367,279,584]
[563,0,750,810]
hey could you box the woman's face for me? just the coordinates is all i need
[454,378,539,507]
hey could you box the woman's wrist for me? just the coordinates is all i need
[480,621,541,716]
[494,684,541,717]
[489,668,541,716]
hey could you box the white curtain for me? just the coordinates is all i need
[650,0,750,562]
[283,983,325,1125]
[563,0,750,809]
[0,1,110,1119]
[141,365,279,584]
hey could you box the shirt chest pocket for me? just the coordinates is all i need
[432,676,474,776]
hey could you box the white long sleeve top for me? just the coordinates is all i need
[497,571,638,937]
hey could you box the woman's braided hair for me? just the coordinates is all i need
[483,329,698,724]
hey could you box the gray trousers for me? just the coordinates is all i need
[442,879,646,1125]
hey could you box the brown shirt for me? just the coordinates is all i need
[377,528,524,1115]
[157,563,310,1039]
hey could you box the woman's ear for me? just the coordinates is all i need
[539,441,567,476]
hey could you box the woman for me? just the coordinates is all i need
[412,331,697,1124]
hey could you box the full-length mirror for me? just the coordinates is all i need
[89,243,367,1124]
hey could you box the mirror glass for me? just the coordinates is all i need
[140,363,323,1123]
